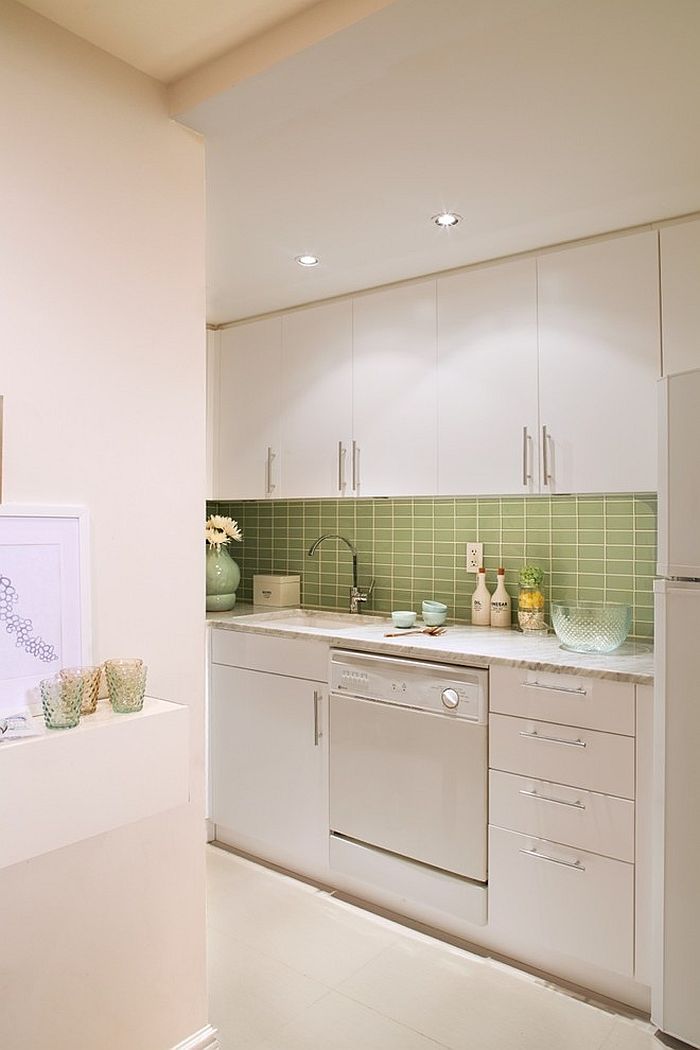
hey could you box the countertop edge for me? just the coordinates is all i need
[207,616,654,685]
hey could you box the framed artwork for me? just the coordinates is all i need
[0,506,91,717]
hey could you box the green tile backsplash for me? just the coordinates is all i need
[207,494,657,639]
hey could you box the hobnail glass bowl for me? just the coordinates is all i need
[551,601,632,653]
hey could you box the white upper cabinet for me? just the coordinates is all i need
[218,316,282,499]
[537,231,660,494]
[281,300,353,498]
[660,218,700,376]
[437,259,539,495]
[352,280,438,496]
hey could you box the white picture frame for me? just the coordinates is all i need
[0,505,91,716]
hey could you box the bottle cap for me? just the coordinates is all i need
[478,567,485,574]
[497,567,505,574]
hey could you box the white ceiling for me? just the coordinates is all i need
[17,0,323,81]
[180,0,700,324]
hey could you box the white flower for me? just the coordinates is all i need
[206,515,242,542]
[205,527,228,548]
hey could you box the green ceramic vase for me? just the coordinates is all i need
[206,545,241,611]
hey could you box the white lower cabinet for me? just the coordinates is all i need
[489,826,635,976]
[210,663,329,880]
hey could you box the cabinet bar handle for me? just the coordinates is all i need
[542,425,552,486]
[519,788,586,810]
[521,680,588,696]
[519,729,587,748]
[338,441,345,493]
[313,690,321,746]
[522,426,532,486]
[351,440,358,492]
[265,447,276,495]
[520,847,585,872]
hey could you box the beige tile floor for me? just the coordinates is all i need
[206,845,676,1050]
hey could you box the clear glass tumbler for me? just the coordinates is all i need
[105,659,147,713]
[40,675,83,729]
[60,666,102,714]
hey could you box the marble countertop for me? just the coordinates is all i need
[207,606,654,684]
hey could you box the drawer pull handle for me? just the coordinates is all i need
[313,690,322,746]
[519,730,587,748]
[519,788,585,810]
[520,847,585,872]
[521,681,588,696]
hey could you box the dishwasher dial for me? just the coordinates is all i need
[441,688,460,709]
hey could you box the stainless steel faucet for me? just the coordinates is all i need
[307,533,375,613]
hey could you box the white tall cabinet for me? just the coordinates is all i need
[660,218,700,377]
[352,280,438,496]
[437,259,539,495]
[537,231,660,494]
[217,316,282,499]
[281,300,353,498]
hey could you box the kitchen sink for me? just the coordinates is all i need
[236,609,383,631]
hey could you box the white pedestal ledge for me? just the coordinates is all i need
[0,697,189,871]
[172,1024,220,1050]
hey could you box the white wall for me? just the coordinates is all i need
[0,2,208,1048]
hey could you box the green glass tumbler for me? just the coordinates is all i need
[105,659,147,713]
[40,675,83,729]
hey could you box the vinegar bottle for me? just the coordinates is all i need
[490,567,512,628]
[471,567,492,626]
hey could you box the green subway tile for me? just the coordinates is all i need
[606,529,633,545]
[578,559,604,574]
[208,492,655,636]
[607,545,634,560]
[606,589,634,604]
[552,557,580,573]
[606,560,634,576]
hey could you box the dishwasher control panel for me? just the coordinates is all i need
[330,650,488,723]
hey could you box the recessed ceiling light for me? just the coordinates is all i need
[295,254,320,267]
[432,212,462,228]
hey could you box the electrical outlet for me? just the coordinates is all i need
[466,542,483,573]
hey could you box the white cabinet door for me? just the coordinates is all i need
[437,259,539,495]
[537,231,660,494]
[217,316,282,499]
[281,300,353,498]
[210,664,328,880]
[352,280,437,496]
[660,218,700,376]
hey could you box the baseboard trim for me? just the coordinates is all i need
[171,1023,220,1050]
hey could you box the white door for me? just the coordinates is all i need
[352,280,437,496]
[653,580,700,1045]
[218,316,282,499]
[660,218,700,376]
[210,665,328,879]
[537,231,660,493]
[281,300,353,498]
[437,258,539,495]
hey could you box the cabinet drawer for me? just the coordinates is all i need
[489,770,634,862]
[489,826,634,976]
[489,713,635,798]
[490,665,635,736]
[210,627,329,681]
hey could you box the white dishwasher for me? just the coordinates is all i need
[329,649,488,926]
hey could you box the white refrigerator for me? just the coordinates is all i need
[653,367,700,1047]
